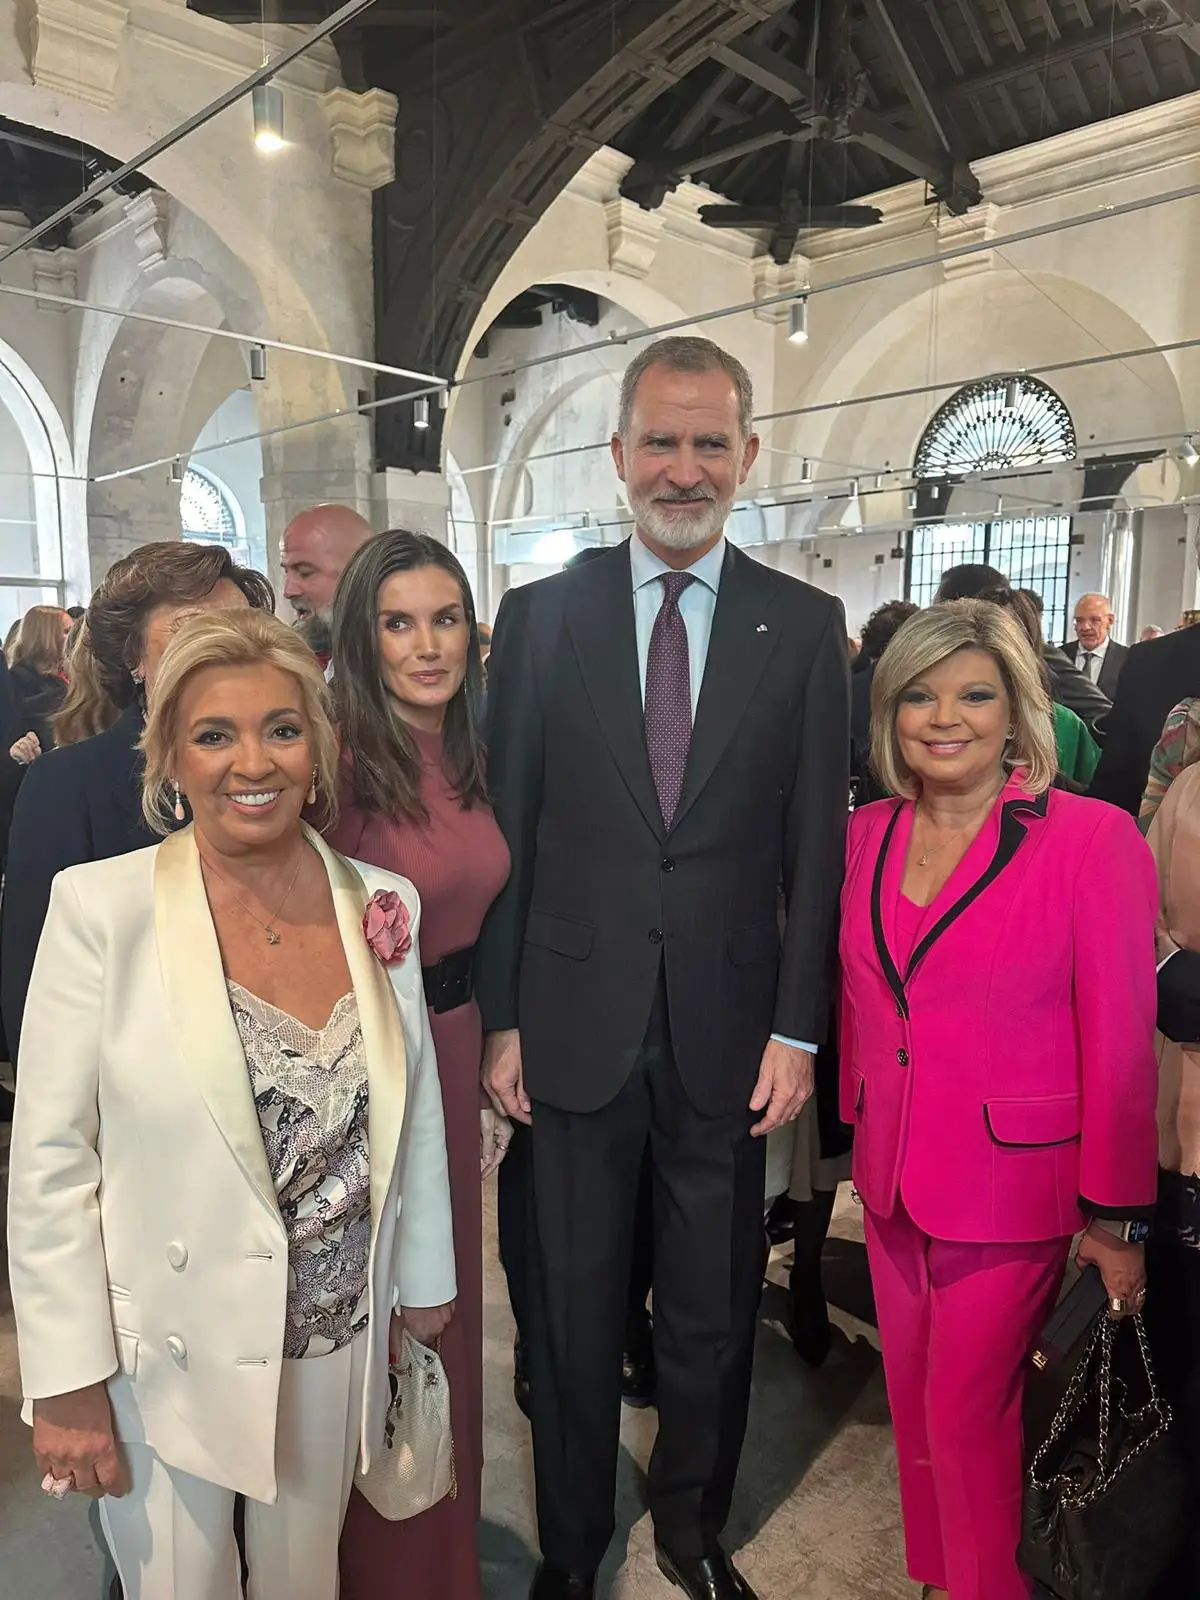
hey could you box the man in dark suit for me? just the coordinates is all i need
[477,337,849,1600]
[1089,621,1200,813]
[1064,592,1129,700]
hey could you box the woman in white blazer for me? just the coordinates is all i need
[6,609,456,1600]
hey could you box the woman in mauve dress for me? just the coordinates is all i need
[327,530,511,1600]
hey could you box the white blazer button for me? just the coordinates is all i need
[166,1336,188,1364]
[166,1242,188,1271]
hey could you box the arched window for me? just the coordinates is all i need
[181,465,240,545]
[908,377,1077,642]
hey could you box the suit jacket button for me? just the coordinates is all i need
[661,857,675,872]
[896,1048,909,1067]
[166,1242,188,1271]
[166,1336,188,1364]
[649,928,664,944]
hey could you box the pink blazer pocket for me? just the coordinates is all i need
[983,1093,1082,1149]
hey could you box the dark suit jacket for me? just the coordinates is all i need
[1090,628,1200,815]
[1,703,158,1060]
[476,541,850,1119]
[1044,644,1111,731]
[1064,639,1130,702]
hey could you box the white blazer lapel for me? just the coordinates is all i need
[305,828,409,1237]
[154,828,279,1221]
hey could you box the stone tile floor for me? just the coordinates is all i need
[1,1115,912,1600]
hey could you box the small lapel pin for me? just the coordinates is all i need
[756,624,769,634]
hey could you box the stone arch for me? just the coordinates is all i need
[0,334,87,601]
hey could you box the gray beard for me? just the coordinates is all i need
[630,489,732,550]
[294,611,333,658]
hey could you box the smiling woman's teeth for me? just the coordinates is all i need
[229,792,279,807]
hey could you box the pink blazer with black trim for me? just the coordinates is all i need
[839,776,1159,1243]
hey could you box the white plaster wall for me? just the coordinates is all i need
[0,0,377,592]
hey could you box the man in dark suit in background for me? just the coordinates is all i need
[1090,617,1200,813]
[477,337,849,1600]
[1064,592,1129,700]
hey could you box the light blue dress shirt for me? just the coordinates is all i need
[628,534,815,1058]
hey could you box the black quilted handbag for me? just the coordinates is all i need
[1019,1312,1188,1600]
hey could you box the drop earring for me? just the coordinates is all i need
[1006,725,1016,741]
[307,768,318,807]
[173,782,186,823]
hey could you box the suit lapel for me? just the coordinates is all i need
[672,545,782,832]
[306,831,409,1239]
[565,543,664,840]
[868,783,1050,1015]
[154,828,280,1221]
[155,827,410,1243]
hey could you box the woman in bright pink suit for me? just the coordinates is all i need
[840,600,1159,1600]
[327,530,510,1600]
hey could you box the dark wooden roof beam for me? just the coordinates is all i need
[1071,0,1093,24]
[699,201,883,230]
[995,82,1030,140]
[665,11,794,150]
[1133,33,1163,93]
[840,106,982,210]
[860,0,962,157]
[941,15,1152,101]
[1063,56,1095,116]
[710,36,817,105]
[923,0,965,73]
[955,0,995,65]
[619,105,815,207]
[1130,0,1200,57]
[992,0,1029,52]
[1039,0,1064,38]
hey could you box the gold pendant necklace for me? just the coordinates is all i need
[202,848,306,945]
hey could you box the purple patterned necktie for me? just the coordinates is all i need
[645,571,696,830]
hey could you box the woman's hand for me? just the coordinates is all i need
[391,1301,456,1359]
[1076,1223,1147,1319]
[10,731,40,765]
[481,1108,512,1179]
[32,1383,129,1499]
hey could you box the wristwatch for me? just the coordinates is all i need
[1093,1217,1151,1245]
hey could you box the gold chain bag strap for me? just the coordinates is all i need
[356,1330,457,1521]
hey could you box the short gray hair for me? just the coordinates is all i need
[617,336,755,440]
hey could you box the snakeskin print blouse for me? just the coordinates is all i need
[228,982,371,1359]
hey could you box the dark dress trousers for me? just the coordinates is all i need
[1090,627,1200,814]
[1064,637,1130,701]
[1,702,156,1060]
[476,540,849,1571]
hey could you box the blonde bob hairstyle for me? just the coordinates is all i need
[140,608,339,837]
[869,599,1058,799]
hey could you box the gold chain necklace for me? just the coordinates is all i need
[913,788,1004,869]
[202,848,307,946]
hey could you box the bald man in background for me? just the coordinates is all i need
[280,503,372,663]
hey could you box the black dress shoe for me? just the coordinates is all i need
[654,1544,758,1600]
[529,1561,596,1599]
[621,1342,657,1408]
[513,1337,532,1420]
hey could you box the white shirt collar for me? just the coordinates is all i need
[629,532,726,595]
[1082,637,1110,661]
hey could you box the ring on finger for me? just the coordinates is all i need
[41,1472,74,1500]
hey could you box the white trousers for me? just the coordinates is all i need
[99,1333,367,1600]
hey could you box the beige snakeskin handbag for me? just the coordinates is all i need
[355,1331,456,1521]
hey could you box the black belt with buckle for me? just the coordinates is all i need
[422,944,476,1015]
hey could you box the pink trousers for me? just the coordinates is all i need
[864,1201,1070,1599]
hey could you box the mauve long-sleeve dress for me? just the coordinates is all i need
[329,725,510,1600]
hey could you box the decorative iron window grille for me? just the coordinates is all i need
[908,378,1077,640]
[181,466,239,545]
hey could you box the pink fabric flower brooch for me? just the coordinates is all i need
[363,889,412,966]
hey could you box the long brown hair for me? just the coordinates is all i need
[10,606,67,677]
[54,543,274,746]
[331,529,486,822]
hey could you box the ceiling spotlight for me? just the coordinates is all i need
[800,458,813,486]
[788,297,809,345]
[252,84,286,154]
[907,489,918,512]
[413,396,431,430]
[1183,436,1199,467]
[929,482,941,501]
[169,458,183,484]
[249,343,267,382]
[1005,376,1022,410]
[438,386,450,411]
